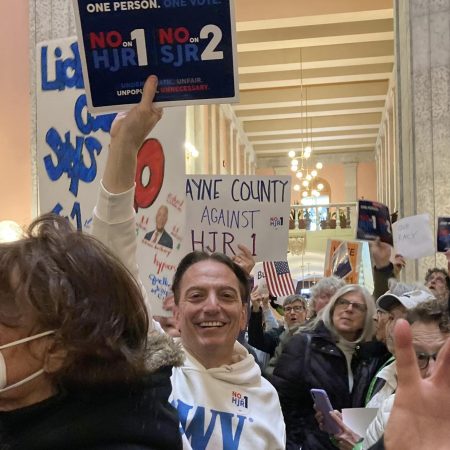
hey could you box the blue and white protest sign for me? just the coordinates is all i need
[37,37,188,316]
[72,0,239,112]
[37,37,115,230]
[356,199,393,245]
[182,175,292,261]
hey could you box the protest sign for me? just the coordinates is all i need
[392,214,434,259]
[134,115,187,316]
[182,175,291,261]
[37,37,187,316]
[252,262,269,294]
[324,239,362,284]
[437,216,450,252]
[72,0,238,112]
[37,37,115,230]
[356,200,393,245]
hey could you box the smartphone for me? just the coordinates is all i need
[310,388,340,435]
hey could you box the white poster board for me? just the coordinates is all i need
[251,261,269,294]
[134,110,187,315]
[342,408,378,437]
[182,175,291,261]
[393,214,435,259]
[37,37,187,316]
[37,37,115,228]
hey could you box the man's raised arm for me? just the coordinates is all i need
[92,76,163,322]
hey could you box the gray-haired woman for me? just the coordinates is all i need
[271,284,383,450]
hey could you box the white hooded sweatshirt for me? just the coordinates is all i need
[92,183,286,450]
[171,341,285,450]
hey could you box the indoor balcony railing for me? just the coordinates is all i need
[289,202,357,232]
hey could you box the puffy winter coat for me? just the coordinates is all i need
[271,321,389,450]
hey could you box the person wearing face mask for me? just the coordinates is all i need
[0,330,55,394]
[0,214,183,450]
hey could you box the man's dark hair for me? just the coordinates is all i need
[172,251,250,305]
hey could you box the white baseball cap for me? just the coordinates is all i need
[377,289,436,311]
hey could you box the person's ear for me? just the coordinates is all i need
[239,304,247,331]
[173,303,182,332]
[43,341,68,374]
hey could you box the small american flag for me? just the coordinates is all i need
[263,260,295,297]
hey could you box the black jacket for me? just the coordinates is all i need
[373,262,395,299]
[271,322,389,450]
[247,309,284,356]
[0,333,184,450]
[0,367,181,450]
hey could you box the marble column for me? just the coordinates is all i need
[396,0,450,279]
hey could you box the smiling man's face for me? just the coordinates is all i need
[174,260,246,368]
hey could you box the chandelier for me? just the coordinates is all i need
[289,50,323,200]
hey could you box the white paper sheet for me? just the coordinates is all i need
[393,214,435,259]
[342,408,378,437]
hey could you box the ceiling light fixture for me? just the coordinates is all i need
[290,49,324,200]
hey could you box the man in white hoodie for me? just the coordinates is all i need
[91,75,286,450]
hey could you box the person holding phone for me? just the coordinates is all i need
[271,284,381,450]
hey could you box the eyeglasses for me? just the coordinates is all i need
[415,351,438,370]
[284,305,305,314]
[335,298,367,313]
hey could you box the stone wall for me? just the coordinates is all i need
[396,0,450,280]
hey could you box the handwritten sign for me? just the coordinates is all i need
[72,0,238,112]
[182,175,291,261]
[393,214,434,259]
[37,38,115,230]
[251,262,269,293]
[324,239,362,284]
[37,37,187,316]
[134,111,187,316]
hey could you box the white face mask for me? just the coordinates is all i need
[0,330,55,393]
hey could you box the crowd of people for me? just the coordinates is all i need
[1,75,450,450]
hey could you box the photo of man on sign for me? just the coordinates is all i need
[144,204,173,249]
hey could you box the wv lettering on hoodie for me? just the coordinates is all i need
[175,399,249,450]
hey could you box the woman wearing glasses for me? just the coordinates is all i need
[271,284,378,450]
[362,299,449,449]
[316,299,449,450]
